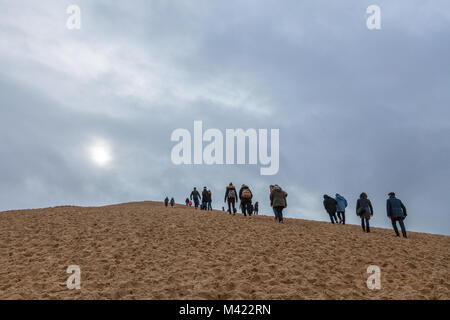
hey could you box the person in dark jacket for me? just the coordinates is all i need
[224,183,238,215]
[356,192,374,233]
[185,198,189,206]
[170,198,175,207]
[335,193,348,224]
[164,197,169,207]
[323,195,338,224]
[387,192,408,238]
[207,190,212,211]
[239,184,253,216]
[254,202,259,215]
[190,187,201,209]
[270,185,287,223]
[201,187,209,210]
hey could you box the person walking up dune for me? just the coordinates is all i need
[323,195,338,224]
[190,187,201,209]
[269,185,278,220]
[254,201,259,215]
[335,193,348,224]
[185,198,189,206]
[239,184,253,216]
[356,192,374,233]
[164,197,169,208]
[170,198,175,208]
[201,187,209,211]
[387,192,408,238]
[224,183,238,215]
[270,185,286,223]
[207,190,213,211]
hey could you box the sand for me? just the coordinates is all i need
[0,201,448,300]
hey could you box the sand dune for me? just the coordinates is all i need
[0,201,448,300]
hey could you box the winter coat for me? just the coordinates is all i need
[239,185,253,202]
[323,196,337,214]
[202,189,209,202]
[190,190,201,201]
[270,187,287,208]
[386,196,407,219]
[224,186,238,202]
[356,197,374,219]
[335,194,348,212]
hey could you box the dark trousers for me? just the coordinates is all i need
[328,212,338,224]
[274,206,284,222]
[392,217,407,238]
[361,217,370,232]
[337,211,345,224]
[227,199,236,214]
[207,202,212,210]
[241,200,252,216]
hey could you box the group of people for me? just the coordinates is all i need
[164,197,175,208]
[166,184,409,238]
[323,192,408,238]
[187,187,213,210]
[223,183,261,216]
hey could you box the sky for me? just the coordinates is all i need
[0,0,449,235]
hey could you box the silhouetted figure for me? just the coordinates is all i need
[185,198,190,206]
[190,187,201,209]
[207,190,212,210]
[202,187,209,210]
[254,202,259,215]
[224,183,238,215]
[387,192,408,238]
[170,198,175,207]
[335,193,348,224]
[239,184,253,216]
[356,192,374,233]
[323,195,338,224]
[270,185,287,223]
[164,197,169,207]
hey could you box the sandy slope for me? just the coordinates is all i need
[0,201,448,300]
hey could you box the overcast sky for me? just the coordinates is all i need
[1,0,449,235]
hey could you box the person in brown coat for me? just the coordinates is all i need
[270,185,287,223]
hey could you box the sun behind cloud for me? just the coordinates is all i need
[87,138,112,167]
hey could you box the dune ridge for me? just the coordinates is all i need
[0,201,448,300]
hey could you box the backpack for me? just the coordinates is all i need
[228,189,236,199]
[242,189,252,199]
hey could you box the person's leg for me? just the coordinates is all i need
[329,213,335,224]
[391,219,400,236]
[342,212,346,225]
[398,219,407,238]
[272,207,279,221]
[361,218,366,232]
[337,212,342,223]
[278,207,283,222]
[242,201,247,216]
[366,218,370,232]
